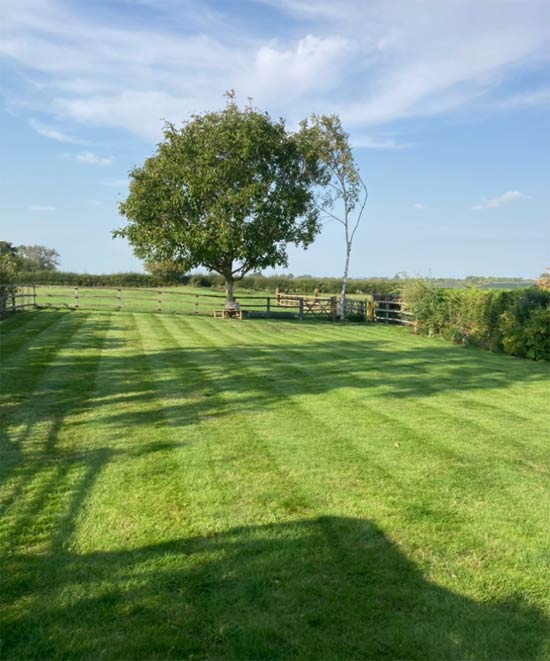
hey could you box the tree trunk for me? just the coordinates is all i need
[339,244,351,319]
[225,277,235,306]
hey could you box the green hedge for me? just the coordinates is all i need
[13,270,400,295]
[14,271,160,287]
[401,282,550,361]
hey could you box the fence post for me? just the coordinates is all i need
[266,297,271,318]
[157,290,162,313]
[74,286,79,309]
[33,285,37,308]
[11,287,16,312]
[367,297,374,322]
[275,288,280,305]
[117,288,122,311]
[194,294,199,315]
[298,297,304,320]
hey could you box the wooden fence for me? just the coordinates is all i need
[275,289,338,319]
[1,284,414,326]
[373,294,415,326]
[0,285,36,317]
[32,285,280,318]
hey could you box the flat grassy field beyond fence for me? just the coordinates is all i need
[1,311,549,659]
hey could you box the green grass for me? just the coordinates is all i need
[1,310,549,659]
[34,284,267,315]
[33,284,369,316]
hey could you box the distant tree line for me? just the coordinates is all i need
[0,242,60,283]
[7,265,540,297]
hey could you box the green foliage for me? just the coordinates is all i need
[144,260,187,284]
[300,114,362,213]
[116,94,324,300]
[13,270,159,287]
[0,241,18,259]
[401,280,550,360]
[2,312,549,658]
[16,245,60,271]
[299,114,368,313]
[0,254,18,284]
[0,242,19,315]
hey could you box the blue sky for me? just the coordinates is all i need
[1,0,549,278]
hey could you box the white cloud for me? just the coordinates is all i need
[243,34,352,103]
[472,190,531,210]
[496,86,550,109]
[29,204,56,211]
[413,203,425,210]
[76,151,112,166]
[351,133,411,149]
[29,118,86,144]
[1,0,550,141]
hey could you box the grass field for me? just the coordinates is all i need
[1,310,549,659]
[33,284,271,315]
[32,284,369,317]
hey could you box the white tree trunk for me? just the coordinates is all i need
[339,244,351,319]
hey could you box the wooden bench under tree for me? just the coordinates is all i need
[212,308,247,320]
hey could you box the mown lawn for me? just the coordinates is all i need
[1,310,549,659]
[33,283,369,316]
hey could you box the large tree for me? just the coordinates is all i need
[115,94,324,304]
[16,245,60,271]
[300,114,368,318]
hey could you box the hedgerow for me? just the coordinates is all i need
[401,280,550,360]
[13,270,400,295]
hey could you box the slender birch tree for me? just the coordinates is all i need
[300,114,368,318]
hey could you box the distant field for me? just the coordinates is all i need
[1,310,549,658]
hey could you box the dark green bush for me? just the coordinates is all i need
[401,280,550,361]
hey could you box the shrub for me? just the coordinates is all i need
[401,280,550,361]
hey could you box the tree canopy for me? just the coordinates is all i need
[0,242,18,284]
[16,245,60,271]
[116,94,325,302]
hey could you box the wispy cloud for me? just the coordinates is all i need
[29,204,56,211]
[29,118,86,144]
[472,190,531,210]
[76,151,112,166]
[2,0,550,141]
[352,134,412,150]
[413,203,425,210]
[496,86,550,110]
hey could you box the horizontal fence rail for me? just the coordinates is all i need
[373,294,415,326]
[33,285,283,318]
[0,285,36,317]
[1,284,414,326]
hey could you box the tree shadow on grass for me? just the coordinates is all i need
[1,314,549,658]
[2,312,549,494]
[1,515,547,659]
[4,332,549,429]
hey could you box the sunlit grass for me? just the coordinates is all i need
[34,284,369,316]
[1,310,549,659]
